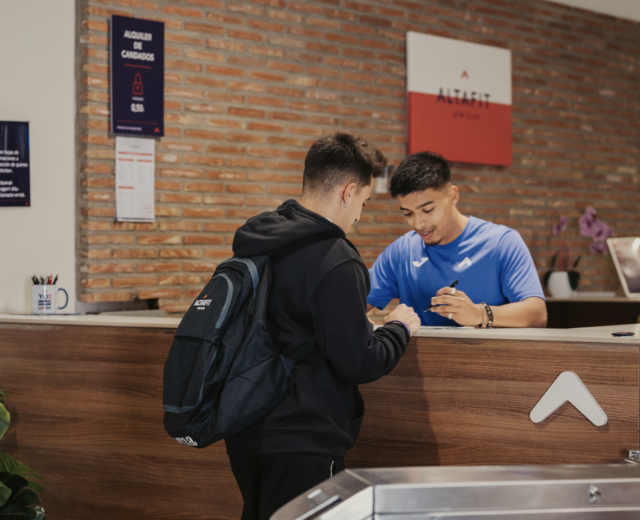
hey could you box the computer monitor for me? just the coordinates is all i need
[607,237,640,299]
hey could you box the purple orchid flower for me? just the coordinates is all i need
[592,219,611,242]
[579,210,596,237]
[590,240,608,254]
[552,216,568,236]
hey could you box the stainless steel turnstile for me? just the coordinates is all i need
[271,465,640,519]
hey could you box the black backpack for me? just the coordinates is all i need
[162,255,314,448]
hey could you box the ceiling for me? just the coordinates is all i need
[550,0,640,22]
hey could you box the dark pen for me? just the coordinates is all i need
[424,280,459,312]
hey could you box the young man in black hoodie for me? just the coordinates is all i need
[227,132,421,520]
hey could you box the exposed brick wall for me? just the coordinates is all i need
[77,0,640,314]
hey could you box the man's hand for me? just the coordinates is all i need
[430,286,483,327]
[384,303,421,336]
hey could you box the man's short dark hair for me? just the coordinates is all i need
[303,132,387,197]
[390,151,451,198]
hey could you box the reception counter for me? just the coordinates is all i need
[0,314,638,520]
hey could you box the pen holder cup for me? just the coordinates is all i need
[31,285,69,315]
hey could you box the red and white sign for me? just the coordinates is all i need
[407,32,512,166]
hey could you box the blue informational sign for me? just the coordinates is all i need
[110,15,164,137]
[0,121,30,207]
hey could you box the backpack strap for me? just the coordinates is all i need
[224,255,318,365]
[219,258,260,292]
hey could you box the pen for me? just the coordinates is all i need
[53,275,58,285]
[424,280,459,312]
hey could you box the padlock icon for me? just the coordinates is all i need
[132,73,144,96]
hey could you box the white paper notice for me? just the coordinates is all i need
[115,136,155,222]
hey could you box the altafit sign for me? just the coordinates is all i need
[407,32,512,166]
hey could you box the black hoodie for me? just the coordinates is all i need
[225,199,409,457]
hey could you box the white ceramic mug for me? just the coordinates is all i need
[31,285,69,314]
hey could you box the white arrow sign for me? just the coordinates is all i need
[530,372,607,427]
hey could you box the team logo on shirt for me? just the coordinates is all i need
[458,257,472,268]
[413,257,429,267]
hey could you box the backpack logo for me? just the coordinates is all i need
[193,297,212,310]
[458,257,472,268]
[174,436,198,447]
[530,372,607,427]
[413,257,429,267]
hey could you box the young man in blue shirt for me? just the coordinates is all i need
[368,151,547,328]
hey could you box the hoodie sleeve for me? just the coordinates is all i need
[309,258,410,386]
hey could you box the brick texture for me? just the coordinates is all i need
[77,0,640,314]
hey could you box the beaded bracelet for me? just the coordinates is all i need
[475,304,487,329]
[485,303,494,328]
[475,303,493,329]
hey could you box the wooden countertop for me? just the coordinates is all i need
[546,296,640,303]
[0,313,181,328]
[1,313,638,345]
[413,324,640,344]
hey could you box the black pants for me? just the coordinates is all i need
[228,453,345,520]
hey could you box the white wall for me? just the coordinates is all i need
[551,0,640,22]
[0,0,77,313]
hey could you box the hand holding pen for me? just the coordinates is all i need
[424,281,459,312]
[428,281,487,327]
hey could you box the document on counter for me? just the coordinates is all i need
[115,136,155,222]
[419,326,475,330]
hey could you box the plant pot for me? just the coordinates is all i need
[548,271,574,298]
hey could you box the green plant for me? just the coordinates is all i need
[0,390,9,441]
[0,389,46,520]
[543,216,581,291]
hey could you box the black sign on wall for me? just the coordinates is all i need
[110,15,164,137]
[0,121,30,207]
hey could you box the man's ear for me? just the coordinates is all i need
[449,185,460,206]
[342,182,357,206]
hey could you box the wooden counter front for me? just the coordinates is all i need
[347,335,639,468]
[0,323,239,520]
[0,319,639,519]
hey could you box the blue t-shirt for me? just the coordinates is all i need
[368,216,545,326]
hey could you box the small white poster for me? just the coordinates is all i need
[115,136,155,222]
